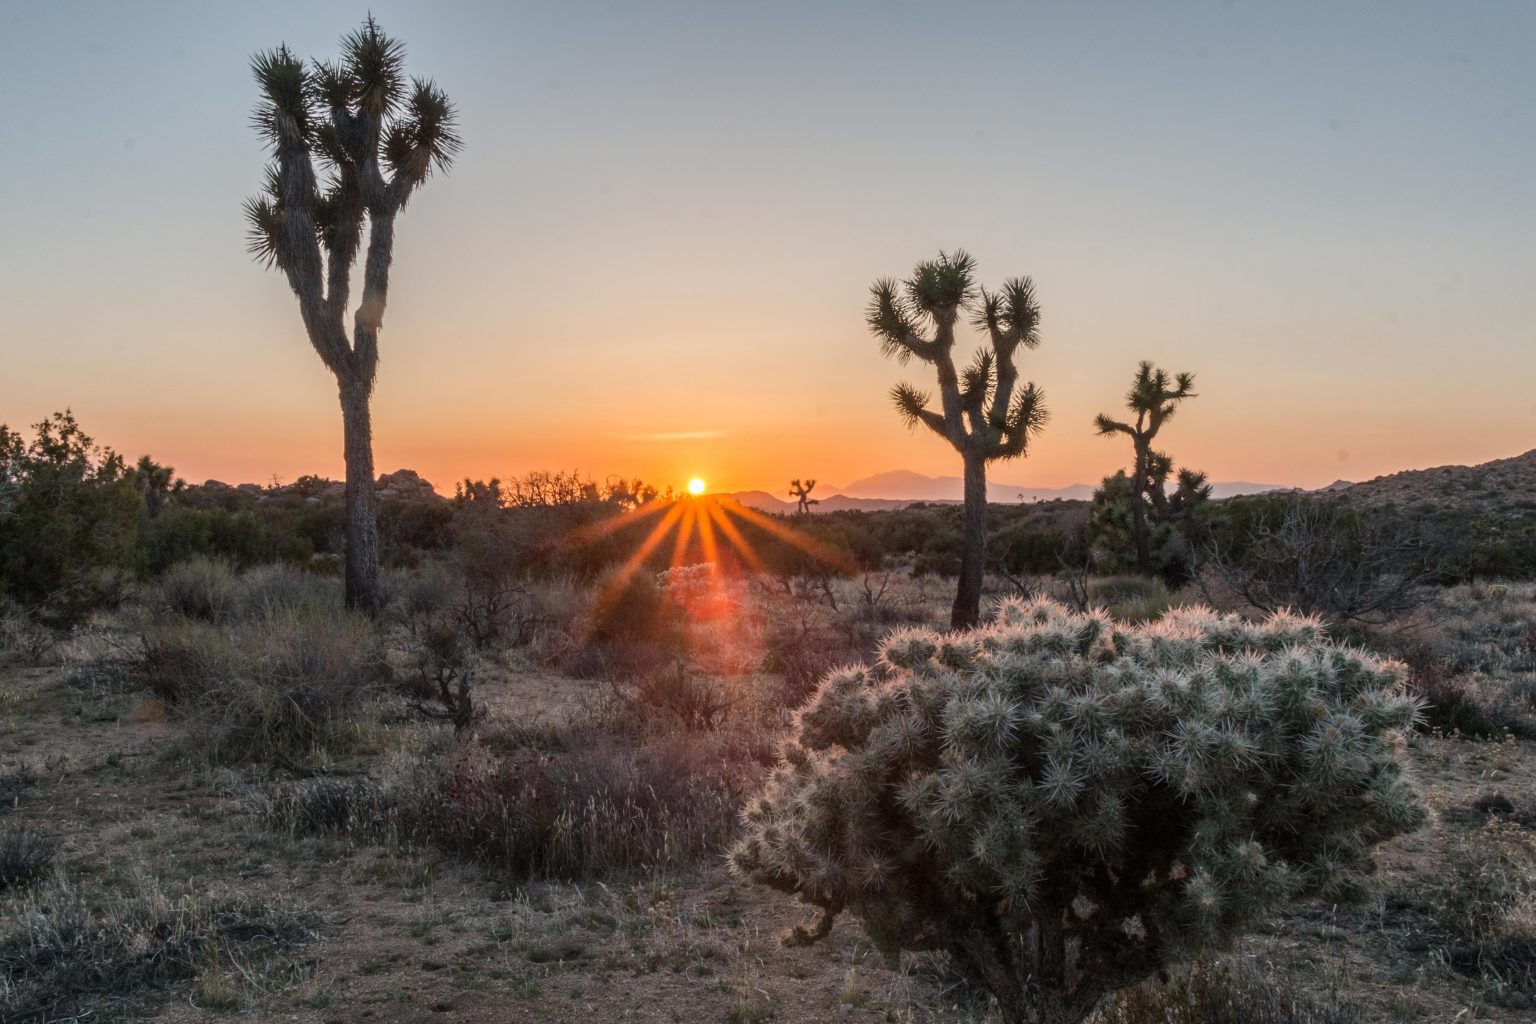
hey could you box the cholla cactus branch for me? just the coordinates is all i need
[867,252,1050,629]
[731,599,1425,1024]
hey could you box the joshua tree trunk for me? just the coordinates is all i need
[954,451,989,629]
[1131,439,1150,575]
[340,377,381,613]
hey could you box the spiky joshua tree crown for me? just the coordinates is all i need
[244,17,461,386]
[731,599,1426,1024]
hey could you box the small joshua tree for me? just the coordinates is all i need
[731,598,1425,1024]
[1088,463,1212,585]
[789,478,819,515]
[1093,361,1198,578]
[245,17,461,613]
[868,251,1048,630]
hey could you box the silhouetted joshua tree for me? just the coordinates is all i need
[868,251,1048,630]
[244,17,461,613]
[1093,361,1198,576]
[789,478,819,515]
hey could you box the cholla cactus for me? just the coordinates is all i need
[731,598,1425,1024]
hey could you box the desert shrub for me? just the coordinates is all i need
[0,602,63,664]
[139,503,317,573]
[237,562,339,617]
[0,413,144,626]
[449,503,537,648]
[1431,823,1536,1007]
[1205,494,1441,626]
[912,528,963,578]
[137,574,383,764]
[1444,512,1536,582]
[0,765,41,817]
[420,739,746,876]
[617,663,730,732]
[1396,644,1518,738]
[1096,959,1360,1023]
[566,570,682,679]
[732,598,1425,1024]
[186,606,382,764]
[757,586,867,706]
[0,876,315,1022]
[395,608,483,734]
[0,826,55,891]
[265,731,762,880]
[990,525,1084,578]
[154,556,240,621]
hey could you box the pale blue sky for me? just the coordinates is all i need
[2,1,1532,490]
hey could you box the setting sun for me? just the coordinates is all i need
[687,478,706,496]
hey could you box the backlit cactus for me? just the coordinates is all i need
[730,598,1426,1024]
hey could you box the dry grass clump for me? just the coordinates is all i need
[153,556,242,622]
[264,725,766,880]
[1397,582,1536,738]
[0,602,63,665]
[264,672,778,880]
[0,875,316,1021]
[1093,959,1360,1023]
[136,563,384,765]
[1429,821,1536,1008]
[0,825,55,892]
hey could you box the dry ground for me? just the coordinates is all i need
[4,648,1535,1024]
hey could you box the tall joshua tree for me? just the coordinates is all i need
[245,18,461,613]
[868,251,1048,630]
[789,478,819,515]
[1093,361,1198,576]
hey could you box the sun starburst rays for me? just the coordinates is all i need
[573,493,846,613]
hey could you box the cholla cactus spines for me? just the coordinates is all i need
[730,597,1426,1024]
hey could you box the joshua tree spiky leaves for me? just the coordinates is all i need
[789,478,819,515]
[867,251,1048,629]
[1093,361,1198,577]
[731,598,1426,1024]
[244,17,461,613]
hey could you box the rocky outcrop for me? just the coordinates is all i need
[183,469,446,505]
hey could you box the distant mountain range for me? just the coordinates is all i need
[719,469,1287,515]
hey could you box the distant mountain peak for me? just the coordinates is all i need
[836,469,1286,504]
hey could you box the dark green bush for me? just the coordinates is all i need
[0,412,144,625]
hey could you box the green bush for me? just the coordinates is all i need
[731,598,1425,1024]
[0,412,144,625]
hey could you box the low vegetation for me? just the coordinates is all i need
[0,875,315,1021]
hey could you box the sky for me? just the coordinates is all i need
[2,1,1533,495]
